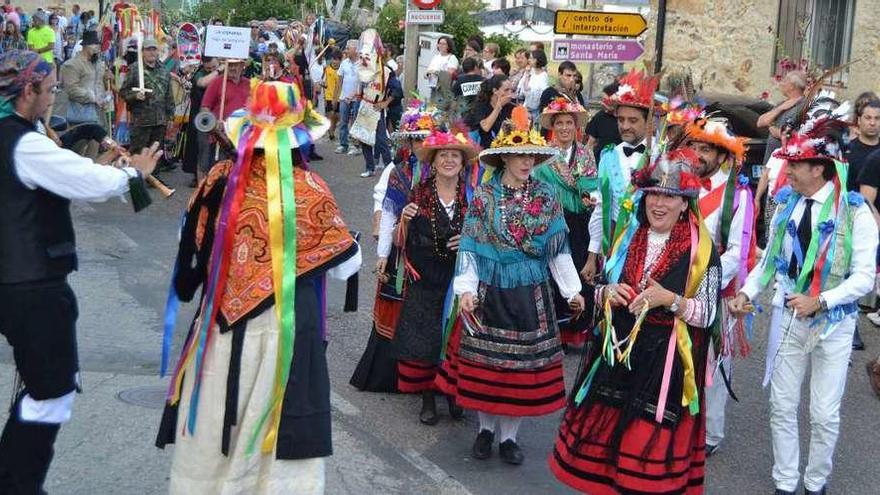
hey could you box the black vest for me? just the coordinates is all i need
[0,115,77,284]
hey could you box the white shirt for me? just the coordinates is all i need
[587,139,646,253]
[14,131,137,202]
[426,53,458,88]
[740,181,878,310]
[338,58,360,100]
[765,154,785,197]
[523,69,548,112]
[700,168,749,289]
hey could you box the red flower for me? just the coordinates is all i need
[525,199,543,216]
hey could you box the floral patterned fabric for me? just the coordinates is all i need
[533,143,598,214]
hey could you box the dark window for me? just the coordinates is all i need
[773,0,855,85]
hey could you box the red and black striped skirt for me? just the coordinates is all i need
[397,359,438,393]
[549,402,706,494]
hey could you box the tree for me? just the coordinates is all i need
[436,0,485,59]
[375,1,405,50]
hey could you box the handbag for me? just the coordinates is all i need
[67,101,99,124]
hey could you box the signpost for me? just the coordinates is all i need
[552,39,644,62]
[553,10,647,37]
[406,9,445,25]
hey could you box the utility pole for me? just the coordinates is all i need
[403,1,420,95]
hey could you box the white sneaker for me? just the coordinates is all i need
[360,171,375,178]
[347,148,361,156]
[867,312,880,326]
[334,146,346,154]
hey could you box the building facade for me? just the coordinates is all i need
[647,0,879,99]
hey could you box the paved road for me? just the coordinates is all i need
[1,140,879,494]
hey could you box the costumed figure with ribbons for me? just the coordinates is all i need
[550,148,722,495]
[729,101,877,495]
[156,80,362,495]
[534,96,598,349]
[386,129,480,425]
[350,29,392,177]
[682,116,755,456]
[436,107,585,466]
[584,69,660,284]
[167,22,201,167]
[350,102,439,393]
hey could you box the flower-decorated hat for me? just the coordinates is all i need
[772,97,850,163]
[605,69,661,111]
[479,106,557,168]
[225,79,331,150]
[685,116,748,163]
[539,96,589,130]
[394,100,440,140]
[663,98,703,127]
[634,148,702,197]
[415,129,480,164]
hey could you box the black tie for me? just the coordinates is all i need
[788,198,813,280]
[623,144,646,157]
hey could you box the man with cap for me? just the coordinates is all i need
[60,30,107,126]
[0,49,162,494]
[25,10,54,64]
[199,58,249,160]
[684,116,754,457]
[730,105,878,495]
[120,37,173,156]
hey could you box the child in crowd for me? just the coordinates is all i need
[323,49,342,140]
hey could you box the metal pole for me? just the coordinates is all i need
[585,0,596,101]
[403,1,420,96]
[654,0,668,74]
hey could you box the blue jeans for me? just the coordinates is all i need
[360,114,391,173]
[336,99,360,150]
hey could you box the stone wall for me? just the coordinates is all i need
[644,0,879,100]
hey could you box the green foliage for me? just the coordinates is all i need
[483,32,520,58]
[193,0,317,26]
[375,1,406,50]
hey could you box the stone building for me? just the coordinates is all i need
[645,0,879,99]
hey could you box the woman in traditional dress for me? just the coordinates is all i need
[350,103,439,393]
[549,149,721,495]
[436,107,585,465]
[156,80,361,495]
[534,97,598,350]
[389,129,479,424]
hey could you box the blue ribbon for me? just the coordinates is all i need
[159,215,186,377]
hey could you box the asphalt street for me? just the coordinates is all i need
[1,139,879,494]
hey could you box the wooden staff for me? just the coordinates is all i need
[135,27,153,97]
[214,60,230,160]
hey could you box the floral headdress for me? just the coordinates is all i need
[685,116,748,163]
[663,97,703,127]
[633,148,702,197]
[394,99,440,139]
[772,98,851,163]
[479,106,556,168]
[604,68,660,111]
[539,96,589,130]
[415,129,480,164]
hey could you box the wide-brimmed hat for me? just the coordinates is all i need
[225,80,331,150]
[605,69,660,112]
[415,129,480,164]
[393,100,440,140]
[634,148,702,198]
[539,96,588,130]
[479,106,556,168]
[685,116,748,163]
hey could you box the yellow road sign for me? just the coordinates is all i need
[554,10,648,37]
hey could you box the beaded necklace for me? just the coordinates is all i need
[429,178,464,259]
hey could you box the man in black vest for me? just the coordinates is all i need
[0,50,162,494]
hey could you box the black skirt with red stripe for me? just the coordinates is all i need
[397,359,438,393]
[554,209,594,347]
[435,282,566,417]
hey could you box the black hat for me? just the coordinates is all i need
[82,30,100,46]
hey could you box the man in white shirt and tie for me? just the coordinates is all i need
[730,113,878,495]
[582,69,658,281]
[684,117,753,457]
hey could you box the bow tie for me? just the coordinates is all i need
[622,144,646,157]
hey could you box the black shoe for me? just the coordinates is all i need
[805,486,826,495]
[446,395,464,420]
[499,439,524,465]
[471,429,494,460]
[705,442,721,457]
[774,490,795,495]
[309,152,324,161]
[419,391,439,426]
[852,326,865,350]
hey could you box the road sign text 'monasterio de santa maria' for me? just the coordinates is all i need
[551,39,644,62]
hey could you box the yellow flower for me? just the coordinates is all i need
[455,133,468,144]
[528,130,547,146]
[622,198,634,212]
[503,130,529,146]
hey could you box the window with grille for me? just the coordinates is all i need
[773,0,855,86]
